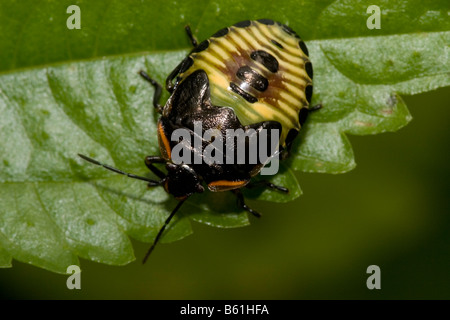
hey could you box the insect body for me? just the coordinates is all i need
[79,19,317,262]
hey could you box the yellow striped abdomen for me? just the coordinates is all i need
[178,19,313,146]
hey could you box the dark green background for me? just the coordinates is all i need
[1,87,449,299]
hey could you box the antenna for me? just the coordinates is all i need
[78,153,187,263]
[78,154,160,185]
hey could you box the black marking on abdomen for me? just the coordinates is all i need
[280,23,299,38]
[305,85,313,104]
[212,27,229,38]
[236,66,268,92]
[230,82,258,103]
[298,107,309,126]
[305,61,313,79]
[271,39,284,49]
[250,50,279,73]
[299,41,309,56]
[257,18,275,25]
[285,128,299,147]
[234,20,251,28]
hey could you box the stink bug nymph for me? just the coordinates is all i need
[79,19,319,263]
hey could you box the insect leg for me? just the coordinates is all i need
[232,189,261,218]
[139,70,163,114]
[164,25,198,92]
[246,180,289,193]
[184,25,198,47]
[145,156,167,179]
[309,104,322,112]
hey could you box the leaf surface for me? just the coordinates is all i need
[0,0,448,272]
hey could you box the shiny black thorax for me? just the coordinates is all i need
[158,70,281,186]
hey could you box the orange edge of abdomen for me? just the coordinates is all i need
[208,179,249,192]
[158,120,172,160]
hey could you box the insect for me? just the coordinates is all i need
[78,19,319,262]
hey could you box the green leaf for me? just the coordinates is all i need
[0,0,449,272]
[290,31,449,173]
[0,244,12,268]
